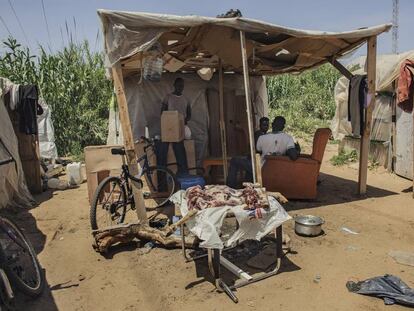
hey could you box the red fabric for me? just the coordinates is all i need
[397,59,414,113]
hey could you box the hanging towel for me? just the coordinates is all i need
[348,74,367,136]
[397,59,414,113]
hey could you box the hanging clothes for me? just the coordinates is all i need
[348,74,367,136]
[397,59,414,113]
[17,85,43,135]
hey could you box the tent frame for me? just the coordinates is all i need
[111,33,378,222]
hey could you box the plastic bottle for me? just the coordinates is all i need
[66,162,82,186]
[143,56,163,82]
[172,216,181,236]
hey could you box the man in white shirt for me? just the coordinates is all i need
[256,116,298,165]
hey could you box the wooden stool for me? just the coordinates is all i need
[202,157,231,178]
[202,157,231,183]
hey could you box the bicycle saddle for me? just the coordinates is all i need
[111,147,125,155]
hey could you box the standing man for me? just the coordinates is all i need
[226,117,270,188]
[157,78,190,176]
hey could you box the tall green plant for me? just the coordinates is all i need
[267,64,340,136]
[0,37,112,156]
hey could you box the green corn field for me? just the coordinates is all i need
[0,37,112,157]
[267,64,340,138]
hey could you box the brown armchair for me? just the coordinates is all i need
[262,128,332,199]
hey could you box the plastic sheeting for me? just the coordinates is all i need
[331,50,414,140]
[171,190,291,249]
[395,106,413,179]
[37,99,58,160]
[107,72,268,162]
[97,10,391,76]
[347,274,414,307]
[0,78,34,209]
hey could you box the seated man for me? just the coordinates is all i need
[256,116,298,165]
[226,117,269,189]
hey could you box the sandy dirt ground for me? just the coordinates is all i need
[13,142,414,311]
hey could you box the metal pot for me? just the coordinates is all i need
[294,215,324,237]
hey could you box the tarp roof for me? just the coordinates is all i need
[98,10,392,76]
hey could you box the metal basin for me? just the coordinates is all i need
[294,215,324,237]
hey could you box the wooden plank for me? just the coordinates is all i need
[255,153,262,186]
[329,58,354,80]
[112,64,148,223]
[218,59,228,180]
[240,30,257,183]
[358,36,377,194]
[390,81,397,172]
[7,108,42,194]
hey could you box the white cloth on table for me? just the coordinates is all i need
[170,191,291,250]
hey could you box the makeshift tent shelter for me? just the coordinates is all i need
[98,9,391,222]
[331,50,414,182]
[0,77,35,209]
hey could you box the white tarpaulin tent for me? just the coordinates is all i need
[0,77,35,209]
[331,51,414,180]
[331,50,414,139]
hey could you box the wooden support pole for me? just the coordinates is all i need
[112,63,148,223]
[218,59,228,181]
[358,36,377,194]
[329,57,354,80]
[240,30,257,183]
[390,81,397,172]
[255,153,262,186]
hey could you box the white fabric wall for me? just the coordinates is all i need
[37,99,58,159]
[331,51,414,140]
[0,78,34,209]
[107,72,268,162]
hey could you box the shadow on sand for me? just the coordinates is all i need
[5,190,59,311]
[184,239,301,293]
[285,172,398,211]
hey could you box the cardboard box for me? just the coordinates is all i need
[161,111,185,142]
[84,145,123,204]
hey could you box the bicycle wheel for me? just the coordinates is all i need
[90,176,128,230]
[141,166,177,209]
[0,216,44,297]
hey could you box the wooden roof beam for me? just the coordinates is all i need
[329,57,354,80]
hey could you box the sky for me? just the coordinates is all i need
[0,0,413,58]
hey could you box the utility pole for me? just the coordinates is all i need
[392,0,399,54]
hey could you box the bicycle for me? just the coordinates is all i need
[89,138,178,230]
[0,151,45,310]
